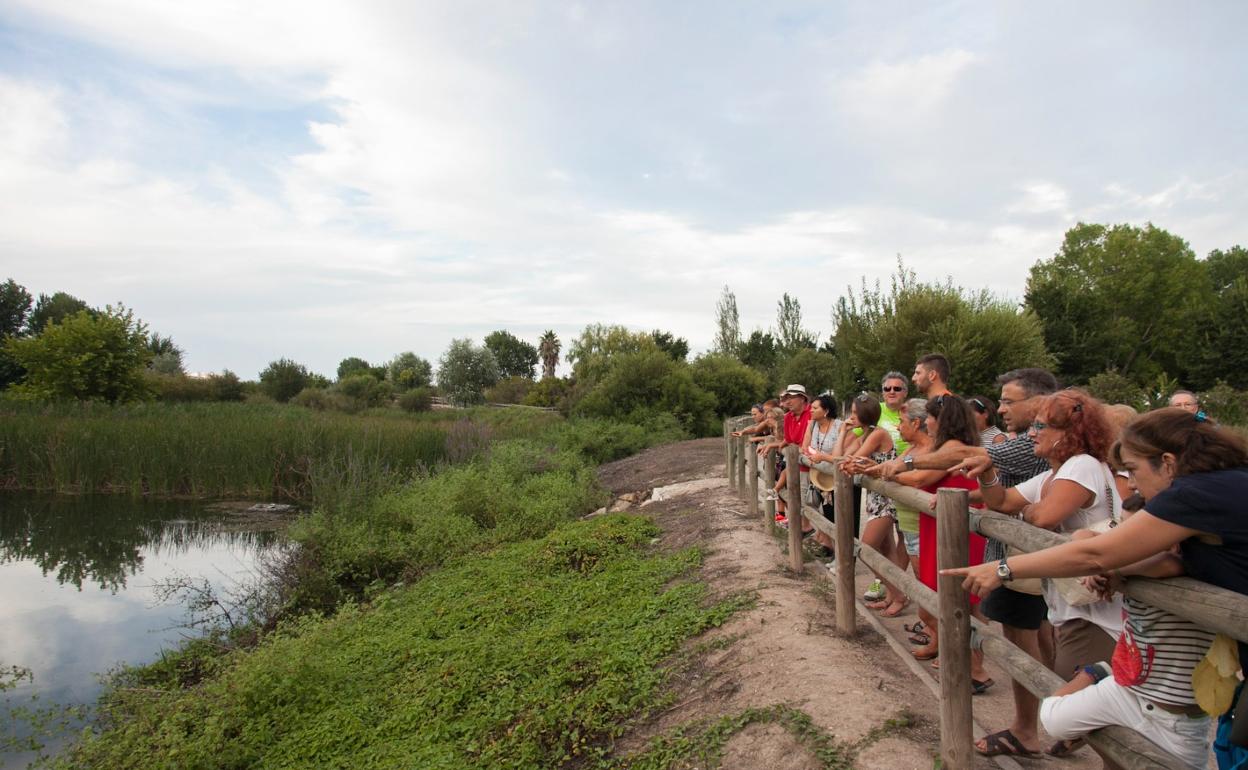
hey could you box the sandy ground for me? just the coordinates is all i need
[595,438,1104,770]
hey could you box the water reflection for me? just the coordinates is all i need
[0,495,283,768]
[0,495,281,591]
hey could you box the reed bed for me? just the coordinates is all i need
[0,402,513,500]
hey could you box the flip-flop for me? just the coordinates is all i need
[903,620,925,634]
[907,631,931,645]
[976,729,1039,757]
[1047,738,1085,756]
[972,677,995,695]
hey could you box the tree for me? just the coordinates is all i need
[1180,246,1248,390]
[146,333,185,375]
[4,305,152,403]
[26,292,91,333]
[778,349,840,397]
[337,357,376,381]
[1025,222,1207,385]
[832,261,1052,399]
[437,338,500,406]
[386,352,433,390]
[538,331,561,380]
[650,330,689,362]
[775,293,816,355]
[566,324,657,384]
[738,329,778,375]
[259,358,312,403]
[712,285,741,356]
[483,330,538,379]
[0,279,32,388]
[690,354,769,417]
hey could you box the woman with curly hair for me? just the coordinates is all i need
[949,389,1125,757]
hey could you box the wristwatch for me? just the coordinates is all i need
[996,558,1014,582]
[903,456,915,471]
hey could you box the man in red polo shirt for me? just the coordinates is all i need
[759,384,812,526]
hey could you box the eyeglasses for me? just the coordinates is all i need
[1031,421,1049,432]
[882,386,906,393]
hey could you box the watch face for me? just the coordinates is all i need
[996,562,1010,579]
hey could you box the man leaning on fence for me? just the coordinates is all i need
[757,385,812,529]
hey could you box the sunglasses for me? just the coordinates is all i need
[882,386,906,393]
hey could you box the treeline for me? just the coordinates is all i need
[2,220,1245,429]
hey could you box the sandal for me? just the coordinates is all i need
[907,631,931,645]
[976,729,1039,757]
[903,620,925,635]
[1046,738,1085,756]
[971,677,995,695]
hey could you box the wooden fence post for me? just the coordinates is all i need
[936,488,973,770]
[723,420,732,482]
[736,436,747,493]
[747,445,759,517]
[763,449,776,525]
[833,467,856,635]
[728,430,739,490]
[784,445,803,573]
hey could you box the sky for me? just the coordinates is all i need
[1,1,1245,379]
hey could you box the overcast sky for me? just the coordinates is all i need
[1,1,1245,379]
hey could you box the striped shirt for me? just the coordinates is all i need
[1116,596,1216,706]
[983,434,1051,561]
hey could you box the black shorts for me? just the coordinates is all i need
[980,585,1048,630]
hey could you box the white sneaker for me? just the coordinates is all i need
[863,579,884,601]
[824,560,837,576]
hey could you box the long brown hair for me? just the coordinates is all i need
[1112,407,1247,476]
[927,394,977,449]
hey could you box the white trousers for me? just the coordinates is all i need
[1040,677,1210,769]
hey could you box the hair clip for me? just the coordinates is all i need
[1195,411,1208,423]
[1072,402,1082,412]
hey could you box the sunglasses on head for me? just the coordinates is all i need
[970,398,987,413]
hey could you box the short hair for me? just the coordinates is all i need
[996,368,1059,398]
[902,398,928,426]
[1040,389,1114,464]
[881,371,908,389]
[1113,408,1247,476]
[1168,390,1198,406]
[852,393,882,429]
[927,394,977,449]
[763,398,779,410]
[916,354,950,384]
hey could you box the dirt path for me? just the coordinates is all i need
[595,438,1102,770]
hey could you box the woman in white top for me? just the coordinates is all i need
[802,393,841,556]
[954,389,1123,757]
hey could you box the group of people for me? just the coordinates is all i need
[733,355,1247,769]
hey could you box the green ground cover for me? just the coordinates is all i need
[56,516,749,769]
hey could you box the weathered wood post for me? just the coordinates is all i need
[833,466,857,635]
[936,488,973,770]
[762,449,776,525]
[747,445,759,517]
[784,445,803,573]
[723,420,733,483]
[736,435,747,493]
[728,428,739,490]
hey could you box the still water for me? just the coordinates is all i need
[0,495,284,768]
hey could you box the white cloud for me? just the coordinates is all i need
[836,49,981,121]
[1006,181,1071,216]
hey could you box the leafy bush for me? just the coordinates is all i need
[484,375,532,404]
[1086,369,1146,410]
[573,351,717,437]
[259,358,312,403]
[1201,381,1248,426]
[437,338,500,406]
[552,416,686,464]
[398,387,433,412]
[689,354,768,417]
[523,376,572,410]
[146,372,217,402]
[335,373,393,408]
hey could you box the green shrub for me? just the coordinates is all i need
[1201,381,1248,426]
[522,376,572,411]
[690,354,768,417]
[398,387,433,412]
[484,375,532,404]
[259,358,312,403]
[146,372,216,402]
[552,417,685,464]
[335,373,392,408]
[1086,369,1146,410]
[573,351,717,437]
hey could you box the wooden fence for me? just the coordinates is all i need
[723,418,1248,770]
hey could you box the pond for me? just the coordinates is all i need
[0,495,285,769]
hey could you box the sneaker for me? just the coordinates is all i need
[863,579,885,601]
[824,560,837,576]
[763,490,779,501]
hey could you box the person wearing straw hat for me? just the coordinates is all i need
[757,385,812,529]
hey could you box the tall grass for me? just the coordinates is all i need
[0,402,558,499]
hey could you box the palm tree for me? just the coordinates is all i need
[538,330,560,379]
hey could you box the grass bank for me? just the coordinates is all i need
[0,402,565,499]
[56,515,749,769]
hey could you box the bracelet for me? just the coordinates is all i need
[980,472,1000,487]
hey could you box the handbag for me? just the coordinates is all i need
[1054,465,1122,606]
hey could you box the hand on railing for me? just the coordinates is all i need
[838,455,871,475]
[939,562,1002,597]
[860,456,903,479]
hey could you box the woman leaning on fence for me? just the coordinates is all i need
[943,407,1248,769]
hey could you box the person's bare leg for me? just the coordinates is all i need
[913,607,938,659]
[1037,619,1056,670]
[976,623,1042,754]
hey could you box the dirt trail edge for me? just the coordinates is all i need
[594,438,944,770]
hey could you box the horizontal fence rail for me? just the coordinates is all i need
[721,419,1196,770]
